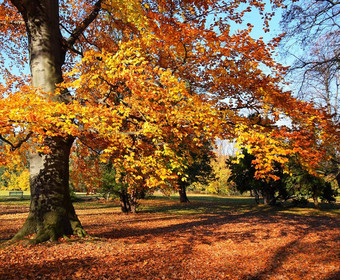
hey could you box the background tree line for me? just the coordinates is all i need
[1,143,337,212]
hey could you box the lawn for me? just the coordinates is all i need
[0,194,339,280]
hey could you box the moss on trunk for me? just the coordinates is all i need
[12,137,86,243]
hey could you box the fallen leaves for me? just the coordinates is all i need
[0,198,339,279]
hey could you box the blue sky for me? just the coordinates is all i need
[244,5,283,42]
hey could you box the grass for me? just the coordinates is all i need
[0,191,339,215]
[0,190,30,205]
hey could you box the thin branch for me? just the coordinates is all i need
[60,23,83,56]
[0,132,33,151]
[0,20,25,26]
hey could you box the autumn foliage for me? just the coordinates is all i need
[0,0,331,187]
[0,0,338,242]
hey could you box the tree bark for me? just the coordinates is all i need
[335,172,340,190]
[11,0,86,242]
[130,191,138,213]
[120,190,131,213]
[313,196,319,208]
[262,186,276,206]
[179,184,190,203]
[251,189,260,204]
[13,137,86,243]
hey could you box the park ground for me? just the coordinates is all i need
[0,193,339,280]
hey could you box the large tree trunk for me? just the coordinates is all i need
[119,190,139,213]
[13,137,86,243]
[11,0,86,242]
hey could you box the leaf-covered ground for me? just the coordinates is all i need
[0,196,339,280]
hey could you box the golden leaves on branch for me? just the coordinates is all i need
[63,39,220,192]
[0,0,336,190]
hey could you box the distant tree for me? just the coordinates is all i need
[100,161,148,213]
[227,148,289,205]
[229,149,337,207]
[177,143,215,203]
[204,154,234,195]
[285,158,337,207]
[7,169,29,191]
[187,143,236,196]
[0,164,29,191]
[0,166,7,189]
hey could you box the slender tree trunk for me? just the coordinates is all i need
[138,189,146,199]
[179,184,190,203]
[335,172,340,190]
[130,191,138,213]
[253,189,260,204]
[11,0,86,242]
[120,190,131,213]
[130,201,137,213]
[313,196,319,208]
[262,186,276,206]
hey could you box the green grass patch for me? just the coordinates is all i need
[0,191,338,217]
[73,200,121,210]
[278,205,340,216]
[0,190,30,204]
[138,193,340,217]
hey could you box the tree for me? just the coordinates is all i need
[0,166,7,189]
[4,169,29,191]
[285,158,337,207]
[280,0,340,187]
[229,148,337,206]
[101,162,140,213]
[0,0,100,243]
[0,0,330,243]
[203,152,234,196]
[228,148,288,205]
[176,142,215,203]
[208,145,235,195]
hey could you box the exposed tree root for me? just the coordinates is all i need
[12,210,87,244]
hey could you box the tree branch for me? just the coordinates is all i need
[0,132,33,151]
[65,0,103,48]
[0,20,25,26]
